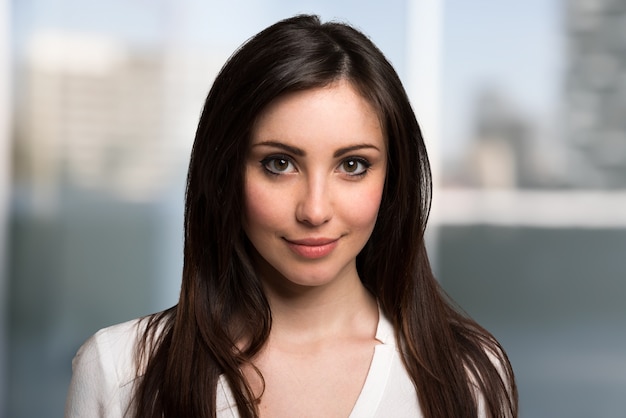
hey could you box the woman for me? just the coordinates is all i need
[66,14,517,418]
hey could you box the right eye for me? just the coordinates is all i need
[260,156,296,175]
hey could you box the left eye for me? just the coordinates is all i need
[339,158,370,175]
[260,155,296,175]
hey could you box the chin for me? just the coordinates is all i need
[278,265,355,289]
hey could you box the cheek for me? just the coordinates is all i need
[243,179,282,234]
[345,183,385,230]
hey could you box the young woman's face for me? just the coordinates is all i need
[243,81,387,291]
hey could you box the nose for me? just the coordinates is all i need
[295,175,333,226]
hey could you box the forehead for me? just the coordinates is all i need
[251,81,385,147]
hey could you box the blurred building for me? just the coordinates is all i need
[449,88,563,189]
[465,89,532,188]
[13,31,212,212]
[565,0,626,188]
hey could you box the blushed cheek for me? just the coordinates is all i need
[352,186,385,230]
[243,182,279,236]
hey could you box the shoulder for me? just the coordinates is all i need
[78,318,147,383]
[65,317,154,418]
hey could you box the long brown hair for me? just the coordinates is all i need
[132,14,517,418]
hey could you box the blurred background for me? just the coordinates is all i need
[2,0,625,417]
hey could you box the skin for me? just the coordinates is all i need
[242,80,388,417]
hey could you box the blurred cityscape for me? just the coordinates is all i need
[443,0,626,190]
[13,30,225,210]
[2,0,626,417]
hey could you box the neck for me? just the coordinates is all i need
[261,275,379,344]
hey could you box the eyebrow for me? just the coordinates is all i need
[252,141,305,156]
[252,141,381,157]
[333,144,381,158]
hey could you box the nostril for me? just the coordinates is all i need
[296,196,332,226]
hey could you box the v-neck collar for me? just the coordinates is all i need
[348,305,396,417]
[216,304,398,418]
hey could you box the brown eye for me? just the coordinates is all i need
[271,158,290,171]
[343,160,358,172]
[339,158,370,176]
[261,156,295,175]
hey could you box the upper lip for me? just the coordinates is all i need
[284,237,339,246]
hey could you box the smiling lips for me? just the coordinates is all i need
[284,237,339,259]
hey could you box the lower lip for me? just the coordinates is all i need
[286,240,338,259]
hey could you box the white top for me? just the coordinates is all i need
[65,309,491,417]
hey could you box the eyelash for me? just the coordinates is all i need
[259,155,372,177]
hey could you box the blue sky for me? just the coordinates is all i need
[442,0,564,158]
